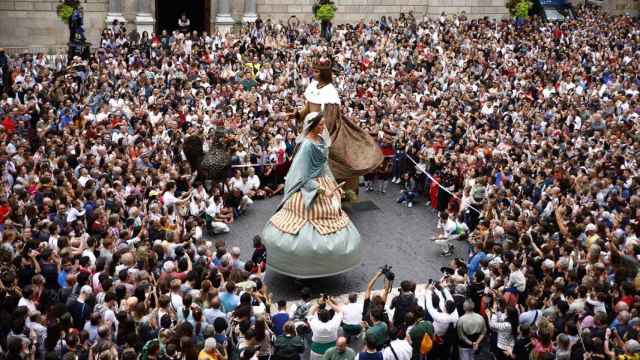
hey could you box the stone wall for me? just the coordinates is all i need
[254,0,508,24]
[0,0,108,52]
[2,0,636,52]
[255,0,428,24]
[608,0,640,15]
[426,0,508,19]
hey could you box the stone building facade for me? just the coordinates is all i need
[0,0,637,52]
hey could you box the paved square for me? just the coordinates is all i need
[212,184,463,299]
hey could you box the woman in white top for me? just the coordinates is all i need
[487,303,519,359]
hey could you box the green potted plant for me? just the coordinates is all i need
[56,1,77,24]
[312,0,337,41]
[514,0,532,19]
[506,0,531,26]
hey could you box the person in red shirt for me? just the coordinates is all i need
[0,197,11,231]
[2,116,15,134]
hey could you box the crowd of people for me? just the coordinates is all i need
[0,3,639,360]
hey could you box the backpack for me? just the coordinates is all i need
[293,301,310,321]
[392,293,417,325]
[419,332,433,356]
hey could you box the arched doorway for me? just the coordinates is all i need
[156,0,210,34]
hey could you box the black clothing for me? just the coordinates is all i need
[68,299,92,328]
[390,293,417,328]
[514,336,533,360]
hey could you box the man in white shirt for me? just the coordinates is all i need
[228,170,245,190]
[245,167,261,197]
[96,104,109,123]
[78,168,93,188]
[506,260,526,293]
[382,331,412,360]
[66,200,86,223]
[431,212,461,256]
[18,285,38,315]
[425,283,459,337]
[308,298,343,360]
[341,293,363,339]
[169,279,184,315]
[425,283,459,359]
[27,311,47,352]
[101,292,120,332]
[204,198,230,234]
[228,170,254,212]
[162,181,190,212]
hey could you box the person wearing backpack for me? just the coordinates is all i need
[291,287,312,323]
[407,307,434,360]
[390,281,417,331]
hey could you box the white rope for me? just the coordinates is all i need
[231,163,274,168]
[229,153,482,214]
[404,153,482,214]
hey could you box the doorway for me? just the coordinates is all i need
[156,0,210,34]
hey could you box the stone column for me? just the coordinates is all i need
[215,0,235,34]
[135,0,155,35]
[106,0,127,26]
[242,0,258,23]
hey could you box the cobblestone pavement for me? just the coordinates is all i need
[211,183,465,299]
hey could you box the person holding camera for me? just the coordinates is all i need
[389,279,416,336]
[486,298,519,360]
[362,269,394,329]
[424,280,459,360]
[307,295,343,360]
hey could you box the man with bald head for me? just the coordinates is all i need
[322,337,354,360]
[204,296,227,325]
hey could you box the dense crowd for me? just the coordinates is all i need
[0,4,639,360]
